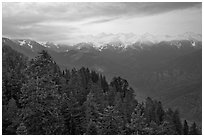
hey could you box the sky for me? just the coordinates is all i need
[2,2,202,44]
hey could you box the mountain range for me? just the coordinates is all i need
[68,32,201,48]
[3,32,201,52]
[2,32,202,125]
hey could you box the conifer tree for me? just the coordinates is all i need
[68,70,85,105]
[110,77,128,99]
[183,120,189,135]
[189,122,199,135]
[144,97,156,123]
[99,106,125,135]
[6,98,18,121]
[127,104,147,135]
[19,51,65,134]
[86,120,98,135]
[172,110,182,134]
[157,120,177,135]
[16,122,27,135]
[155,101,164,124]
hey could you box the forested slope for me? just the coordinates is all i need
[2,44,201,135]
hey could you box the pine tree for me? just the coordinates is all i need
[6,98,18,121]
[101,75,109,92]
[69,92,85,135]
[127,104,147,135]
[84,91,100,123]
[60,93,71,134]
[155,101,164,124]
[111,77,137,123]
[2,45,27,106]
[91,70,99,83]
[144,121,160,135]
[183,120,189,135]
[99,106,125,135]
[107,86,117,106]
[110,77,129,99]
[86,120,98,135]
[123,87,138,123]
[162,108,178,134]
[16,122,27,135]
[172,110,182,134]
[68,70,86,105]
[144,97,156,123]
[157,120,177,135]
[19,51,65,134]
[189,122,199,135]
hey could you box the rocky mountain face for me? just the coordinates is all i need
[2,32,202,125]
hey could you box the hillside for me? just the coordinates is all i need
[2,37,202,125]
[2,44,201,135]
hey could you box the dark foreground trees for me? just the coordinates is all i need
[2,47,201,135]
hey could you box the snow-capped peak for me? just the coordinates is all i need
[71,32,201,49]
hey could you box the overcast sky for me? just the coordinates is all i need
[2,2,202,44]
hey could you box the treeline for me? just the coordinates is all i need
[2,45,201,135]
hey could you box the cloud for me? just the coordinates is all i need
[120,2,201,16]
[84,17,120,25]
[82,2,201,25]
[3,20,79,43]
[2,2,201,43]
[3,2,201,24]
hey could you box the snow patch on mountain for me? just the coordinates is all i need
[56,44,59,48]
[27,42,33,48]
[41,42,50,48]
[42,42,61,49]
[19,40,26,46]
[171,42,182,48]
[191,41,196,47]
